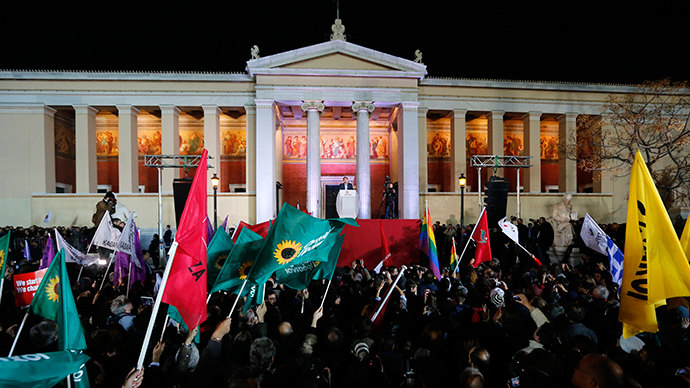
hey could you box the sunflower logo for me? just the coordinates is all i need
[214,254,227,270]
[274,240,302,265]
[46,275,60,303]
[238,260,253,280]
[0,250,5,269]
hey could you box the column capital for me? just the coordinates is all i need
[159,105,181,116]
[401,101,419,111]
[116,105,140,116]
[451,109,467,117]
[300,101,325,112]
[351,101,375,113]
[254,99,274,110]
[202,105,222,115]
[487,110,505,119]
[244,105,256,115]
[418,107,429,118]
[73,104,98,117]
[558,112,579,123]
[521,111,542,120]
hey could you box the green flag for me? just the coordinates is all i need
[31,249,87,351]
[246,203,357,288]
[0,351,90,388]
[0,231,10,283]
[206,227,234,290]
[275,234,344,290]
[240,281,266,314]
[210,228,264,295]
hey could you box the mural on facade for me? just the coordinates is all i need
[503,134,524,156]
[466,132,488,156]
[55,124,75,158]
[427,132,451,157]
[179,130,205,155]
[221,130,247,157]
[96,130,118,156]
[138,129,162,156]
[541,135,559,160]
[282,132,388,160]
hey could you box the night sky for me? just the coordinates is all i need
[2,1,688,84]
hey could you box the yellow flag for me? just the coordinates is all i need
[620,151,690,338]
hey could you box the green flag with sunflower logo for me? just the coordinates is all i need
[210,227,264,295]
[274,233,344,290]
[30,249,87,351]
[244,203,357,298]
[206,227,234,290]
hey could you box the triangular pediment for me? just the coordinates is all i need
[246,40,426,79]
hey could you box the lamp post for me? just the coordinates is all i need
[458,173,466,227]
[211,173,219,230]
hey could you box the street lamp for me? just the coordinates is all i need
[211,173,219,230]
[458,173,466,227]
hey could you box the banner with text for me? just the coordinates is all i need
[14,269,47,308]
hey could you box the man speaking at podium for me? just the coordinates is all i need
[339,176,354,190]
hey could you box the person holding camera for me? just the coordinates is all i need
[92,191,116,227]
[383,182,396,219]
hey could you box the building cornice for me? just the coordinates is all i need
[0,70,253,82]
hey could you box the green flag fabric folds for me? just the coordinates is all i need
[0,231,10,283]
[0,351,90,388]
[275,234,344,290]
[242,204,356,312]
[210,228,264,295]
[206,227,235,289]
[31,249,87,351]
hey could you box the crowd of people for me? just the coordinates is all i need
[1,213,689,388]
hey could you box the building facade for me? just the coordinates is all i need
[0,29,633,229]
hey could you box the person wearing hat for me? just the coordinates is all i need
[92,191,116,227]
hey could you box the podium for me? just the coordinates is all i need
[336,190,358,219]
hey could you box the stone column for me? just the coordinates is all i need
[418,108,429,193]
[558,113,578,193]
[451,109,467,192]
[595,115,615,193]
[73,105,98,193]
[522,111,542,193]
[255,99,276,222]
[487,110,505,177]
[352,101,375,219]
[203,105,222,192]
[244,105,257,193]
[117,105,139,193]
[301,101,325,218]
[160,105,180,193]
[398,102,420,219]
[31,105,57,194]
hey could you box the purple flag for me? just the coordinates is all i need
[221,215,228,233]
[113,221,147,285]
[206,215,215,241]
[23,239,31,261]
[39,236,55,270]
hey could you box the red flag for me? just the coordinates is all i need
[161,149,208,330]
[232,220,272,243]
[471,208,492,268]
[370,291,390,332]
[374,222,393,273]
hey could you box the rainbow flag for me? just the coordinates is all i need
[418,203,441,279]
[450,237,459,272]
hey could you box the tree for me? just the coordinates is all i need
[569,79,690,208]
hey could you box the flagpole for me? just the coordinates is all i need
[127,261,133,299]
[227,279,248,318]
[76,265,84,282]
[8,311,29,356]
[137,241,179,370]
[0,278,4,308]
[319,279,332,310]
[457,208,485,268]
[99,252,115,292]
[371,265,406,322]
[159,315,170,343]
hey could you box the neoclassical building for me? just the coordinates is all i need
[0,22,632,229]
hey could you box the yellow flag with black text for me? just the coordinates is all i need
[620,151,690,338]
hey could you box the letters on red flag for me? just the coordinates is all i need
[161,149,208,330]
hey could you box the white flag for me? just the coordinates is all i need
[580,213,608,256]
[55,228,97,266]
[43,210,52,225]
[91,212,121,251]
[498,217,519,244]
[116,211,141,269]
